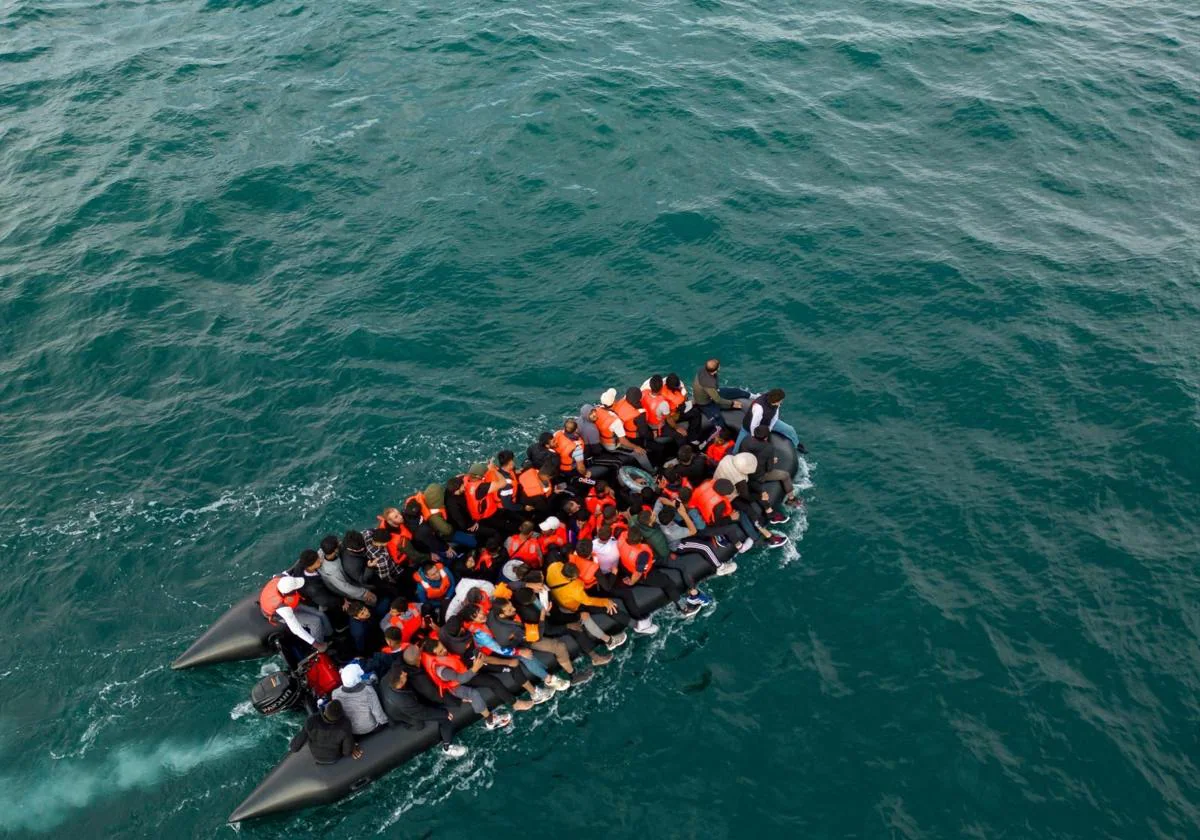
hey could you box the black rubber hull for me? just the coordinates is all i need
[227,425,798,823]
[172,594,275,670]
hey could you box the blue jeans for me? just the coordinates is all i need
[699,387,752,427]
[518,652,549,680]
[735,418,800,450]
[451,531,478,549]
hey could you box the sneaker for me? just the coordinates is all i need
[678,601,702,619]
[512,698,535,712]
[547,674,571,692]
[485,711,513,729]
[686,591,714,607]
[766,511,790,525]
[441,743,468,758]
[737,538,755,554]
[606,631,628,650]
[715,561,738,576]
[529,685,555,704]
[714,535,731,548]
[765,533,790,549]
[588,651,613,667]
[633,618,659,635]
[785,495,804,509]
[570,668,597,685]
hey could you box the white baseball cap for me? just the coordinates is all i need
[277,575,305,595]
[539,516,562,532]
[599,388,617,407]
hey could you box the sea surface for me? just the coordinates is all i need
[2,0,1199,836]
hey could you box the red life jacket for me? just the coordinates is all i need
[617,533,655,576]
[484,463,518,508]
[476,547,496,571]
[704,438,734,465]
[641,389,670,432]
[538,525,569,556]
[594,406,622,447]
[506,533,543,568]
[463,474,501,520]
[585,487,617,516]
[551,430,582,473]
[258,577,300,623]
[659,476,693,504]
[385,606,424,644]
[517,468,551,501]
[421,651,467,696]
[690,479,733,525]
[662,384,687,412]
[612,398,641,436]
[377,515,414,563]
[413,564,452,600]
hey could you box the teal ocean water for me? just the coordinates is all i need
[3,0,1199,835]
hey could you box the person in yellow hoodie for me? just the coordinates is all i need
[545,558,632,648]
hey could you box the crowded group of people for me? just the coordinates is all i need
[273,358,806,764]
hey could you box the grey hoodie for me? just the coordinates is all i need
[317,551,371,601]
[331,682,389,735]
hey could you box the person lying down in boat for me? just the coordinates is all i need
[263,358,806,764]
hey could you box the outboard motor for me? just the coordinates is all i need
[251,670,303,716]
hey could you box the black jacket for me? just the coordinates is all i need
[289,712,354,763]
[378,682,449,727]
[444,490,473,532]
[285,565,342,612]
[341,547,371,586]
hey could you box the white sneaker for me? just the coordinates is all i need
[547,674,571,692]
[529,685,555,704]
[633,618,659,636]
[606,631,628,650]
[485,711,512,729]
[737,538,754,554]
[715,561,738,576]
[441,743,468,758]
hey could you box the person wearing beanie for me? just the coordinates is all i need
[330,663,389,736]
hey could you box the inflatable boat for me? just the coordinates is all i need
[173,408,800,823]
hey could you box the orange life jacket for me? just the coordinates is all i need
[385,607,424,644]
[506,533,543,568]
[569,552,599,588]
[690,479,733,525]
[376,515,414,563]
[662,384,687,412]
[517,467,551,501]
[552,430,582,473]
[484,463,518,508]
[612,398,642,437]
[476,547,496,571]
[705,438,735,465]
[258,577,300,623]
[585,487,617,516]
[641,389,670,432]
[413,564,452,600]
[462,474,501,520]
[617,533,655,576]
[538,525,569,555]
[404,492,443,522]
[421,651,467,695]
[594,406,622,447]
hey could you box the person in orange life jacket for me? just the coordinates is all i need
[704,426,737,468]
[379,597,426,645]
[378,662,469,758]
[490,597,600,686]
[537,516,569,556]
[288,699,362,764]
[444,474,503,552]
[505,520,544,569]
[585,480,618,516]
[544,559,634,641]
[465,601,566,696]
[715,452,790,548]
[413,560,456,623]
[403,498,456,562]
[551,418,589,480]
[515,462,557,521]
[259,574,332,651]
[595,388,655,471]
[612,527,700,631]
[438,615,538,713]
[635,507,715,609]
[287,548,343,612]
[316,534,378,607]
[452,534,502,584]
[739,424,803,517]
[419,637,514,729]
[688,478,771,552]
[555,540,626,650]
[641,375,676,440]
[645,372,705,443]
[692,357,750,428]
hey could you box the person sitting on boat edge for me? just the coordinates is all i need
[635,507,714,610]
[737,388,804,451]
[545,555,635,636]
[288,699,361,764]
[594,388,654,472]
[611,527,700,633]
[692,358,749,428]
[464,601,569,697]
[330,663,389,736]
[714,452,792,540]
[507,586,613,679]
[258,573,331,652]
[738,424,805,511]
[378,662,468,759]
[419,637,513,730]
[655,503,738,579]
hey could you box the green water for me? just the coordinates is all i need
[2,0,1199,836]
